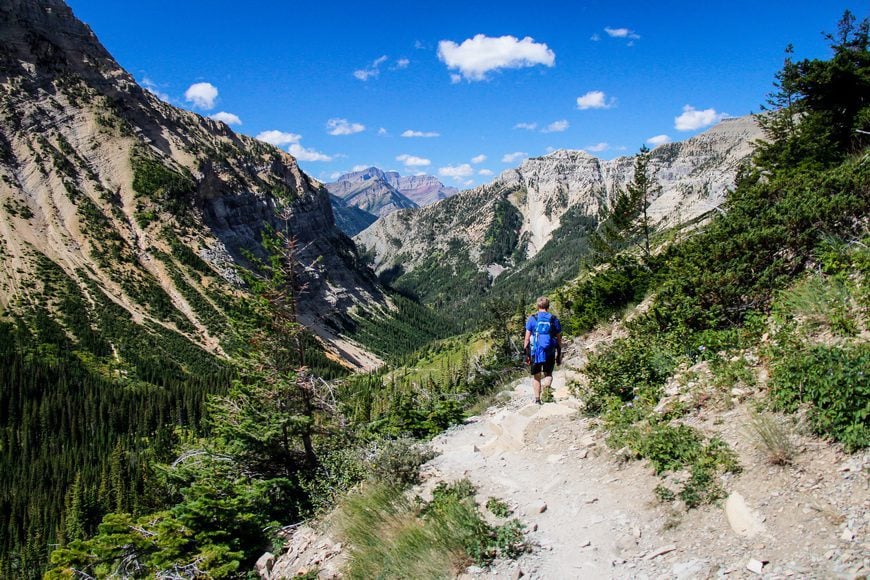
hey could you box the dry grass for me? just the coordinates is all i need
[746,411,796,465]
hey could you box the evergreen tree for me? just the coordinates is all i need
[590,145,659,263]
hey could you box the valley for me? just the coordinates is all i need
[0,1,867,578]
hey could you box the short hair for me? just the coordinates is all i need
[536,296,550,310]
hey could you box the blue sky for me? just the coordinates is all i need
[67,0,860,187]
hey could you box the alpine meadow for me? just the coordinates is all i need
[0,1,867,578]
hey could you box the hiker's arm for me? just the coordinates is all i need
[523,330,531,363]
[555,333,563,364]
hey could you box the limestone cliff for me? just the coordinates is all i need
[357,117,762,285]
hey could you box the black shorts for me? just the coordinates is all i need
[530,357,555,376]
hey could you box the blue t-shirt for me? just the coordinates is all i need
[525,311,561,363]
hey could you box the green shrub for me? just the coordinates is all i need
[367,438,436,487]
[485,496,512,518]
[583,337,678,414]
[770,342,869,450]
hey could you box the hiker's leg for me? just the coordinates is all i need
[532,372,542,401]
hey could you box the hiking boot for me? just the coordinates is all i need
[534,398,542,405]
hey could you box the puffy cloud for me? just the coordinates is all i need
[354,55,388,81]
[327,118,365,135]
[501,151,528,163]
[604,27,640,40]
[438,163,474,180]
[377,127,388,136]
[478,168,494,176]
[396,154,431,167]
[647,134,671,146]
[585,142,610,152]
[184,82,218,110]
[514,122,538,130]
[395,58,410,68]
[471,154,487,164]
[542,119,569,133]
[437,34,555,81]
[255,130,302,146]
[577,90,615,110]
[674,105,726,131]
[288,143,332,162]
[351,164,369,172]
[209,111,242,125]
[401,129,440,138]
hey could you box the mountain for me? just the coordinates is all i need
[325,167,458,234]
[0,0,388,572]
[0,0,385,349]
[356,117,763,308]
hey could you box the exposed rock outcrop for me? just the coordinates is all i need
[357,117,763,281]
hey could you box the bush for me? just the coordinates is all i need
[367,438,436,487]
[583,337,678,414]
[770,342,869,451]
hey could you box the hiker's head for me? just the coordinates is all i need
[536,296,550,310]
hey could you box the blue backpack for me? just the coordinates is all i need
[530,312,556,362]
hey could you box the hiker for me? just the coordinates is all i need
[524,296,562,405]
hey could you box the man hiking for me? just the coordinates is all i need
[524,296,563,405]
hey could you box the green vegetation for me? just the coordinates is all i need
[570,11,869,454]
[337,480,526,579]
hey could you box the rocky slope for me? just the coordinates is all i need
[264,334,869,579]
[326,167,457,234]
[356,117,762,301]
[0,0,384,359]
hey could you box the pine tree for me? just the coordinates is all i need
[590,145,659,264]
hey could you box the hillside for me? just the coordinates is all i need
[357,117,762,310]
[0,0,389,574]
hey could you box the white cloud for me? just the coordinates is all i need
[502,151,528,163]
[351,164,369,172]
[255,130,302,146]
[184,82,218,110]
[288,143,332,162]
[478,168,494,176]
[354,55,388,81]
[647,134,671,146]
[438,163,474,180]
[471,154,487,164]
[401,129,440,138]
[542,119,569,133]
[377,127,388,136]
[327,118,365,135]
[209,111,242,125]
[449,73,463,84]
[328,171,343,180]
[674,105,726,131]
[590,33,601,42]
[604,27,640,40]
[585,142,610,152]
[141,77,170,102]
[514,122,538,130]
[396,154,431,167]
[395,58,410,68]
[577,90,615,110]
[437,34,555,81]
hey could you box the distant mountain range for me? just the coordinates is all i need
[326,167,458,235]
[356,116,764,309]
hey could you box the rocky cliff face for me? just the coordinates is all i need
[0,0,384,359]
[326,167,457,234]
[357,117,763,282]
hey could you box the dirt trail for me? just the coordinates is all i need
[421,361,869,579]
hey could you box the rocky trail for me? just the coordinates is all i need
[265,347,868,580]
[418,353,869,579]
